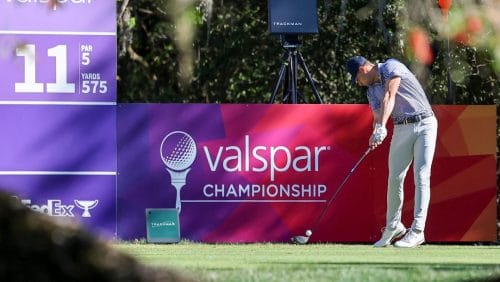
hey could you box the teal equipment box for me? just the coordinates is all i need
[145,208,180,243]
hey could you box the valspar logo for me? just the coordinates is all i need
[21,198,98,218]
[203,135,330,181]
[201,134,330,200]
[160,131,331,201]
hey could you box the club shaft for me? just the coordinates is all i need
[309,148,371,234]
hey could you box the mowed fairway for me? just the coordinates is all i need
[116,242,500,281]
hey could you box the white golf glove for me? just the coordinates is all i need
[373,123,387,143]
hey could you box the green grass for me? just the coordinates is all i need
[115,242,500,282]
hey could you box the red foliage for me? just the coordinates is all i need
[438,0,452,15]
[409,28,435,65]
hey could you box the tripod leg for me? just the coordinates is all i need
[270,64,287,103]
[298,52,323,104]
[270,51,291,103]
[290,50,298,104]
[283,60,290,103]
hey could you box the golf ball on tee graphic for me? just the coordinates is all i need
[160,131,197,213]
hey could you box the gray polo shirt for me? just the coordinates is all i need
[367,59,433,123]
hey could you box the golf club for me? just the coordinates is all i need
[291,147,372,244]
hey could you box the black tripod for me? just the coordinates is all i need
[269,35,323,104]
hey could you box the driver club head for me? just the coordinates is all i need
[290,235,310,245]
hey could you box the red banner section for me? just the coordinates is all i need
[430,106,497,241]
[117,104,497,243]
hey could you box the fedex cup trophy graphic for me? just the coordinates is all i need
[160,131,197,213]
[74,200,99,217]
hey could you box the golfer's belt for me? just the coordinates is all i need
[395,112,434,125]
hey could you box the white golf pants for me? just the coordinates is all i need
[386,116,438,232]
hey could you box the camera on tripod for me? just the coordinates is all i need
[268,0,318,35]
[267,0,322,103]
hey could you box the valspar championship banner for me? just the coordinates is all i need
[117,104,497,243]
[0,1,117,237]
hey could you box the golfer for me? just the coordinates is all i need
[345,56,438,248]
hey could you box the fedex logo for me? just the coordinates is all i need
[21,199,98,218]
[22,199,74,217]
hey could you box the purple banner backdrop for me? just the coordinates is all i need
[0,2,117,237]
[0,175,116,238]
[118,104,228,241]
[0,105,117,236]
[0,105,116,171]
[0,1,115,32]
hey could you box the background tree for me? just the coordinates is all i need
[117,0,498,104]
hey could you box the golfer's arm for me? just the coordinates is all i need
[371,109,381,128]
[379,77,400,126]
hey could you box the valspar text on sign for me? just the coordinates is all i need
[203,135,330,181]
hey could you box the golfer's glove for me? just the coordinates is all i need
[373,123,387,143]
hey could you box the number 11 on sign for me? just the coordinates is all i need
[15,44,75,94]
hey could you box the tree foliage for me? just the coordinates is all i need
[117,0,498,106]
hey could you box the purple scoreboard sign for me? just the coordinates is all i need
[0,1,116,103]
[0,1,117,237]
